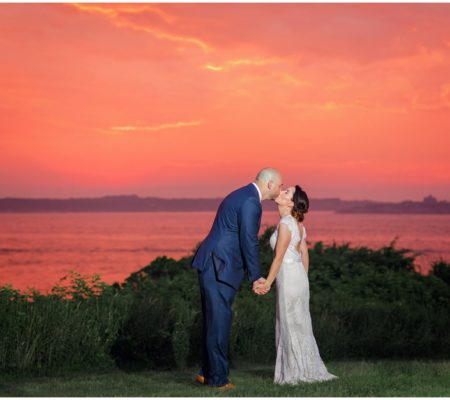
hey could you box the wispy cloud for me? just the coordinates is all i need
[411,85,450,111]
[280,73,311,87]
[69,4,211,52]
[290,101,407,113]
[100,121,203,135]
[378,45,446,70]
[70,4,178,23]
[204,57,279,72]
[442,84,450,108]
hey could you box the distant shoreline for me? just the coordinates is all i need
[0,194,449,214]
[0,210,449,215]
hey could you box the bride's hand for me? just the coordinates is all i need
[262,281,272,293]
[254,279,271,295]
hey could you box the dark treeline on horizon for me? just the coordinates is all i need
[0,194,449,214]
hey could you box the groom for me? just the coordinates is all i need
[191,167,283,389]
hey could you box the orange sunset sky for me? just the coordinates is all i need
[1,3,449,201]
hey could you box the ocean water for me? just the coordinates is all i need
[0,211,449,293]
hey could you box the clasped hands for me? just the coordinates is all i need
[252,277,271,295]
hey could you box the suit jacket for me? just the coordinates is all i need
[191,183,263,290]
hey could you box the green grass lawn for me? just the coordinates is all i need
[1,360,449,397]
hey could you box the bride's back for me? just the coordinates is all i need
[270,214,307,264]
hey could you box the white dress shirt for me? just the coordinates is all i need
[252,182,262,202]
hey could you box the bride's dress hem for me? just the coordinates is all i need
[274,373,338,385]
[273,333,339,385]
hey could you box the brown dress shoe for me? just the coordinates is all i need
[216,382,236,390]
[195,374,207,384]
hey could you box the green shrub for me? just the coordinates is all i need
[1,227,449,374]
[0,272,131,374]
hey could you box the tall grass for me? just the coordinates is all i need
[0,272,132,374]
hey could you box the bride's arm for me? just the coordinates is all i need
[263,223,291,289]
[299,239,309,273]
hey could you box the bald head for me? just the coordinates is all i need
[254,167,283,201]
[256,167,281,184]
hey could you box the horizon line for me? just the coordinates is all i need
[0,193,447,204]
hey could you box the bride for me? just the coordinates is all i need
[257,185,338,385]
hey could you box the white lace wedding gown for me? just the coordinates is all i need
[270,215,337,384]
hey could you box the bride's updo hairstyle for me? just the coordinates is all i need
[292,185,309,223]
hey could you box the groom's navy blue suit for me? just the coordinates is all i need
[191,183,263,386]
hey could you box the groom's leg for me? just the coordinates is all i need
[197,271,209,380]
[215,279,237,381]
[198,257,237,386]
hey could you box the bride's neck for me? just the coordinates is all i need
[278,205,291,218]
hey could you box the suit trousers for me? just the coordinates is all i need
[197,256,237,386]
